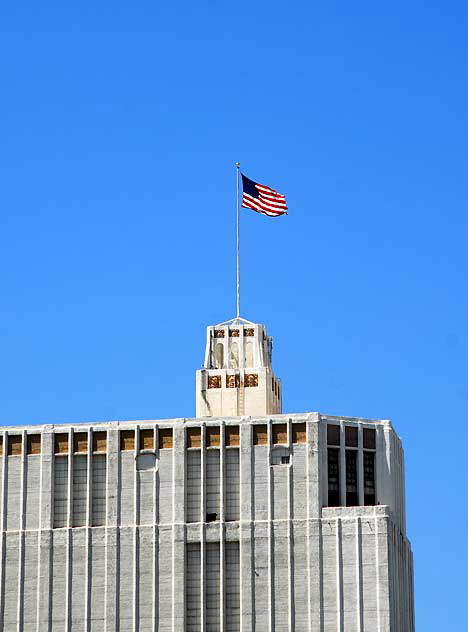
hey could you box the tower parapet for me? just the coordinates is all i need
[196,317,282,417]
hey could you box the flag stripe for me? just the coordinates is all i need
[242,198,287,214]
[242,198,284,213]
[255,184,285,197]
[242,202,283,217]
[242,192,287,212]
[242,197,279,213]
[242,197,285,216]
[256,191,286,202]
[242,191,287,208]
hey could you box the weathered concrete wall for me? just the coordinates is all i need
[0,413,414,631]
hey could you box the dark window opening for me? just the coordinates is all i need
[281,455,290,465]
[253,425,268,445]
[73,432,88,454]
[8,436,22,456]
[327,424,340,446]
[206,426,220,447]
[120,430,135,451]
[327,448,340,507]
[54,433,69,454]
[139,429,153,451]
[345,450,358,506]
[225,425,240,446]
[363,428,376,450]
[364,451,376,505]
[206,512,218,522]
[292,423,306,444]
[158,428,173,449]
[345,426,358,447]
[27,434,41,455]
[93,431,107,453]
[187,427,202,448]
[272,424,287,444]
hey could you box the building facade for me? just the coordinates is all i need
[0,319,414,631]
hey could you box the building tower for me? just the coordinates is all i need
[0,317,415,631]
[196,318,281,417]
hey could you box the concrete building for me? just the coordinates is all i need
[0,318,414,631]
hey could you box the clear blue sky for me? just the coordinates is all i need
[1,1,467,628]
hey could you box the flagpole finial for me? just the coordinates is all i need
[236,162,240,168]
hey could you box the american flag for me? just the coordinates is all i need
[241,173,288,217]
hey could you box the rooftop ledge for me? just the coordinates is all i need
[0,412,392,431]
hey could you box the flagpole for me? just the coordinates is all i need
[236,162,241,319]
